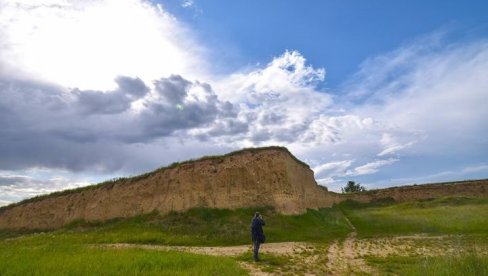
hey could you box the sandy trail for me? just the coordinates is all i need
[102,241,308,257]
[102,242,310,276]
[325,215,378,275]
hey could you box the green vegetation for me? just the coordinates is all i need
[237,252,290,273]
[0,206,349,275]
[339,196,488,237]
[0,240,246,276]
[367,251,488,276]
[2,196,488,274]
[31,206,350,246]
[0,146,307,212]
[341,180,366,193]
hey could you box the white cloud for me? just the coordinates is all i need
[377,133,415,156]
[181,0,194,8]
[0,200,10,207]
[313,160,353,176]
[0,172,90,203]
[349,37,488,158]
[347,158,399,176]
[0,0,207,90]
[460,164,488,174]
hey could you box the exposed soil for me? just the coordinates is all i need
[102,242,308,257]
[101,233,488,275]
[0,148,334,230]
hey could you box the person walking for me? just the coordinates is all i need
[251,211,265,262]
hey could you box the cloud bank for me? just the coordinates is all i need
[0,0,487,203]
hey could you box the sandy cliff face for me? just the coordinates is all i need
[0,148,333,230]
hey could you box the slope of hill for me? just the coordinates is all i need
[0,147,333,229]
[0,146,487,230]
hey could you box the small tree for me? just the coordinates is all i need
[341,181,366,193]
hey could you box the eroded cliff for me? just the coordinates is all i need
[0,147,333,229]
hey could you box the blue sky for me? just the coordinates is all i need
[0,0,487,205]
[162,0,488,87]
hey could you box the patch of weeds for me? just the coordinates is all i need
[236,251,290,274]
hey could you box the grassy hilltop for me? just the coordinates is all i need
[0,196,487,275]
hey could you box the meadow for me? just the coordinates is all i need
[0,206,349,275]
[0,196,487,275]
[339,196,488,237]
[338,197,488,275]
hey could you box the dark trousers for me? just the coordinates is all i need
[253,240,261,261]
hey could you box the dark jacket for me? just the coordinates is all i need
[251,217,265,242]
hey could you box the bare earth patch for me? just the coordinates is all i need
[102,242,307,257]
[101,235,488,275]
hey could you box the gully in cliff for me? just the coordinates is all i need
[251,212,266,262]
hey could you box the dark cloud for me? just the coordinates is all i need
[0,75,239,172]
[138,76,221,138]
[153,75,191,105]
[74,76,149,114]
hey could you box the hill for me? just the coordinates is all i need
[0,147,333,229]
[0,146,487,230]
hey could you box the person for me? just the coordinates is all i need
[251,211,265,262]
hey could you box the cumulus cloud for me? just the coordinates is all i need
[74,77,149,115]
[0,74,238,172]
[206,51,335,146]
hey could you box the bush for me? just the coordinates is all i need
[341,181,366,193]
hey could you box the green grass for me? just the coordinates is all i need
[0,206,349,275]
[3,196,487,274]
[6,206,349,246]
[339,197,488,237]
[236,252,289,267]
[0,240,246,276]
[366,251,488,276]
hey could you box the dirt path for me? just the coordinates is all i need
[101,242,315,275]
[102,241,308,257]
[325,215,378,275]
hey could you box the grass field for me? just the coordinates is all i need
[339,196,488,237]
[1,196,487,275]
[339,197,488,275]
[366,251,488,276]
[0,241,246,275]
[0,206,349,275]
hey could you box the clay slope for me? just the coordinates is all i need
[0,147,333,230]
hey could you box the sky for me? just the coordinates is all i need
[0,0,487,205]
